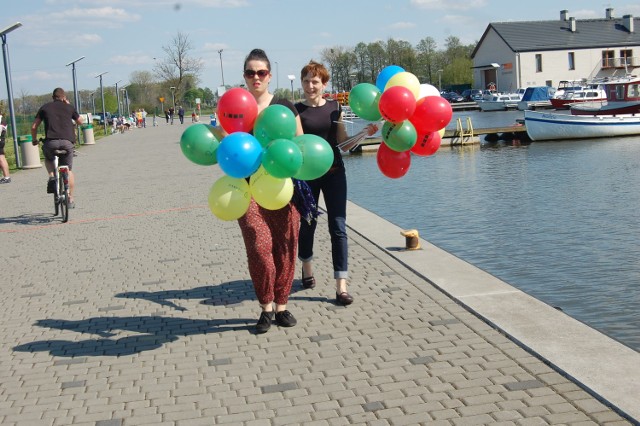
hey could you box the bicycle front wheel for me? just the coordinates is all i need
[59,176,69,223]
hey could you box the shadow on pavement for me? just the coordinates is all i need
[114,280,255,311]
[13,315,253,357]
[0,213,58,226]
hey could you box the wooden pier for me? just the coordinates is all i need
[357,117,528,150]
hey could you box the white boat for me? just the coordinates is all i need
[524,110,640,141]
[478,93,522,111]
[517,86,556,110]
[550,85,607,109]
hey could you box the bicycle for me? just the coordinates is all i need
[39,138,71,223]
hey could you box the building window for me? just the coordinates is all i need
[535,54,542,72]
[620,49,633,66]
[602,50,614,68]
[568,52,575,70]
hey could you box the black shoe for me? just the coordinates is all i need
[275,310,297,327]
[46,178,56,194]
[256,311,274,334]
[336,292,354,306]
[301,267,316,289]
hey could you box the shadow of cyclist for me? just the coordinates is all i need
[13,315,253,357]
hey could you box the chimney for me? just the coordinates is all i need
[569,17,577,32]
[560,10,569,21]
[606,8,614,19]
[623,15,634,33]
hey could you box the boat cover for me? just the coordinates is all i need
[521,86,554,101]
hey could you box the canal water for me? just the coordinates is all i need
[343,110,640,351]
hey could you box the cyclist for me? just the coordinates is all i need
[31,88,83,207]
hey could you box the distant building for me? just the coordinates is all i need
[471,8,640,91]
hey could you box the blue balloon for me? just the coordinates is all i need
[216,132,263,178]
[376,65,405,92]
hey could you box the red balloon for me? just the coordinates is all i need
[411,130,442,156]
[376,142,411,179]
[409,96,453,134]
[216,88,258,134]
[378,86,416,123]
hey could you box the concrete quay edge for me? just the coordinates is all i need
[345,200,640,422]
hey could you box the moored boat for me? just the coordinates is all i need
[550,85,607,109]
[517,86,556,110]
[478,93,522,111]
[524,109,640,141]
[571,75,640,115]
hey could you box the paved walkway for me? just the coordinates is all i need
[1,120,637,425]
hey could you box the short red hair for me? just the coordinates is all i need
[300,61,329,84]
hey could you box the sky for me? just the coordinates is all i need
[2,0,640,99]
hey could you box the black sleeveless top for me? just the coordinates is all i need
[295,100,342,168]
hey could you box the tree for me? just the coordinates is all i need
[154,31,204,103]
[415,37,439,85]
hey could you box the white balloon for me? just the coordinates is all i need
[418,83,440,99]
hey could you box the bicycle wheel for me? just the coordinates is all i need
[53,173,59,217]
[59,174,69,223]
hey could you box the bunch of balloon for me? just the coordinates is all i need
[348,65,453,179]
[178,88,258,221]
[183,86,336,221]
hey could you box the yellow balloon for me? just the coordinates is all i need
[249,166,294,210]
[208,175,251,221]
[385,72,421,100]
[438,127,446,137]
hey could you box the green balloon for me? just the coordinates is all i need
[381,120,417,152]
[293,134,334,181]
[262,138,303,178]
[349,83,382,121]
[253,104,297,147]
[180,124,220,165]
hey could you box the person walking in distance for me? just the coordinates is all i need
[236,48,304,333]
[295,61,377,306]
[31,88,83,206]
[0,113,11,184]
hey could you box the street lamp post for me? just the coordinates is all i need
[121,85,129,117]
[66,56,85,144]
[96,71,108,134]
[218,49,225,87]
[1,22,23,168]
[288,75,295,102]
[437,69,443,92]
[115,80,122,118]
[170,86,176,109]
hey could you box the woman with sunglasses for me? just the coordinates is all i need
[296,61,378,306]
[237,48,304,334]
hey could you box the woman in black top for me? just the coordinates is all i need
[296,61,377,306]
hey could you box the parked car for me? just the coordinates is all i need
[461,89,483,102]
[441,92,464,103]
[94,112,114,126]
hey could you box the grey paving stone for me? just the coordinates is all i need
[0,123,634,426]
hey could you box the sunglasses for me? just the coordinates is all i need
[244,69,270,78]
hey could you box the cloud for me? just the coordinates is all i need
[26,33,102,48]
[389,22,416,30]
[410,0,486,10]
[14,70,66,83]
[49,7,141,23]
